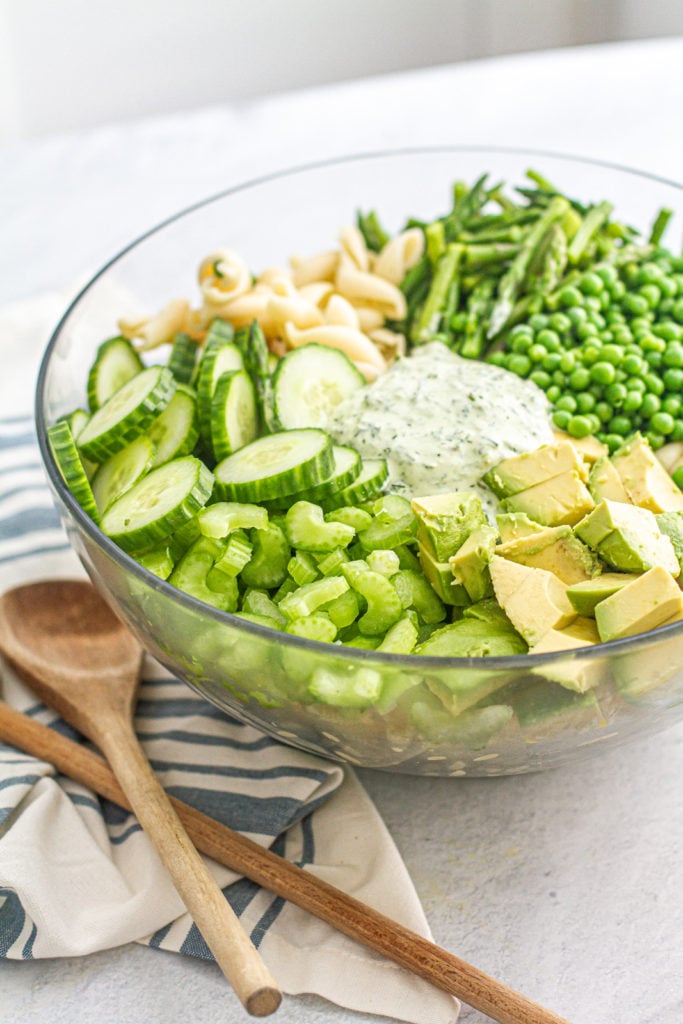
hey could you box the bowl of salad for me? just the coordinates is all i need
[36,146,683,776]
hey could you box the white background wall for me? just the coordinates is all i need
[1,0,682,140]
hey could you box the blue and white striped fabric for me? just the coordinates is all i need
[0,409,458,1024]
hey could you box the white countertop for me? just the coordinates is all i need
[2,37,683,1024]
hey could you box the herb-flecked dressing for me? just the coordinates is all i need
[327,342,554,510]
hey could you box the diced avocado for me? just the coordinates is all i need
[657,510,683,569]
[409,688,514,748]
[499,471,595,527]
[462,598,518,631]
[495,525,600,584]
[411,491,487,561]
[509,676,605,738]
[415,615,527,660]
[554,431,608,464]
[656,441,683,475]
[575,499,679,575]
[588,455,632,504]
[489,555,577,645]
[529,617,603,693]
[495,512,548,543]
[611,433,683,513]
[484,441,582,498]
[566,573,641,616]
[417,543,470,606]
[614,626,683,704]
[594,565,683,641]
[449,525,497,602]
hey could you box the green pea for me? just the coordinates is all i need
[559,352,576,373]
[640,283,662,308]
[579,272,604,296]
[644,431,665,450]
[609,280,626,300]
[650,410,675,435]
[673,298,683,323]
[590,361,616,385]
[595,402,613,423]
[528,343,547,363]
[528,313,549,331]
[556,394,578,413]
[636,263,662,285]
[546,384,562,403]
[662,395,682,415]
[597,265,618,286]
[569,368,591,391]
[663,367,683,392]
[663,343,683,368]
[611,326,633,346]
[581,346,602,366]
[641,392,662,417]
[625,376,646,393]
[657,323,683,343]
[639,334,666,352]
[608,415,632,436]
[604,433,625,452]
[623,390,644,412]
[552,369,566,386]
[605,382,628,406]
[644,372,665,395]
[487,351,506,367]
[506,353,532,377]
[645,350,663,369]
[672,420,683,442]
[673,466,683,489]
[575,392,596,413]
[587,312,607,330]
[567,415,594,438]
[559,286,583,308]
[549,312,572,334]
[567,306,588,327]
[631,317,653,335]
[553,409,572,430]
[659,276,678,298]
[529,370,552,390]
[542,352,562,372]
[576,322,599,341]
[510,333,532,354]
[622,353,645,375]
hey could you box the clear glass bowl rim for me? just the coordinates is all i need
[34,143,683,672]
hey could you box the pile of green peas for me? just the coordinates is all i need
[488,253,683,453]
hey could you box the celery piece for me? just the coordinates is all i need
[376,615,418,654]
[323,588,360,629]
[366,549,401,577]
[324,506,373,532]
[136,545,174,580]
[279,575,349,620]
[308,665,383,708]
[212,530,252,577]
[240,521,290,589]
[286,614,337,644]
[288,550,319,586]
[169,536,238,612]
[285,501,355,552]
[314,547,350,577]
[392,569,447,624]
[198,501,268,538]
[342,563,403,635]
[235,612,284,631]
[241,588,287,626]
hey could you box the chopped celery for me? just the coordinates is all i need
[288,550,320,586]
[198,500,268,538]
[286,613,338,643]
[308,665,383,708]
[240,521,290,588]
[285,500,355,552]
[279,575,349,619]
[342,562,403,635]
[366,548,401,577]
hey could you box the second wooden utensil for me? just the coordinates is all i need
[0,580,281,1017]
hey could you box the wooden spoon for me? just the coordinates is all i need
[0,579,281,1018]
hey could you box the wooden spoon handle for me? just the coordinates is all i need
[0,701,572,1024]
[93,719,281,1018]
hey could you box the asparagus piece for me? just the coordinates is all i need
[411,243,464,345]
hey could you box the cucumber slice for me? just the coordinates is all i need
[210,370,259,461]
[100,455,214,553]
[204,318,235,351]
[148,385,199,466]
[322,458,389,510]
[196,341,245,450]
[262,445,361,510]
[271,343,365,429]
[48,419,100,524]
[214,428,333,502]
[91,435,156,514]
[60,408,97,479]
[167,332,198,384]
[78,365,176,462]
[87,336,144,413]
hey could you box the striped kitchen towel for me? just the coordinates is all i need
[0,404,458,1024]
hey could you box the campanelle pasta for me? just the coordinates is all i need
[119,223,409,376]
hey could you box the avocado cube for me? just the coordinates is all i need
[495,512,548,543]
[566,573,641,616]
[594,565,683,641]
[417,543,470,606]
[588,455,632,504]
[499,470,595,527]
[657,510,683,569]
[611,433,683,513]
[554,431,608,464]
[575,499,680,575]
[449,525,497,602]
[509,677,605,739]
[495,525,600,584]
[489,555,577,646]
[484,441,582,498]
[411,491,487,562]
[529,617,603,693]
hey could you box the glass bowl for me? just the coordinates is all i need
[36,146,683,776]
